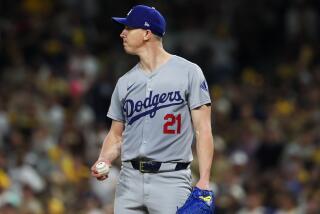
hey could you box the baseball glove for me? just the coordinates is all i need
[177,187,215,214]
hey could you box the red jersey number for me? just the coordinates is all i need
[163,114,181,134]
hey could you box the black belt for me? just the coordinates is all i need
[129,159,190,173]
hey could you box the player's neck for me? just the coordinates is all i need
[138,45,172,73]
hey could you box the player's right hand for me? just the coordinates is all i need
[91,160,110,181]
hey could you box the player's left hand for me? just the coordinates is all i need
[195,180,211,190]
[176,186,215,214]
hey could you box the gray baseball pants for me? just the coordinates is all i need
[114,163,192,214]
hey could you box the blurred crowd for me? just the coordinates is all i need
[0,0,320,213]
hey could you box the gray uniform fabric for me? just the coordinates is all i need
[108,55,211,213]
[114,165,192,214]
[107,55,211,162]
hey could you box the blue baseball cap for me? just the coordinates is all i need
[112,5,166,37]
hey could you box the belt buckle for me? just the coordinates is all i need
[139,161,147,173]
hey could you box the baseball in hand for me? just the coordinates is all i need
[95,162,110,176]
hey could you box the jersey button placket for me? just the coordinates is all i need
[146,79,152,95]
[140,78,152,156]
[145,78,150,126]
[143,79,152,144]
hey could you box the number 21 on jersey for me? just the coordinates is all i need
[163,114,181,134]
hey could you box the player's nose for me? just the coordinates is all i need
[120,29,127,38]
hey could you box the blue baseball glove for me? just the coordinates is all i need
[177,187,215,214]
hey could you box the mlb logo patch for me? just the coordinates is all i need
[200,80,208,92]
[144,21,150,27]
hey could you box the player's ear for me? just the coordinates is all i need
[143,29,152,41]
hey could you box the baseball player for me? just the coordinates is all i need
[91,5,215,214]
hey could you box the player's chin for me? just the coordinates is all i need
[123,46,136,55]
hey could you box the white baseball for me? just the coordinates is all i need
[95,162,110,176]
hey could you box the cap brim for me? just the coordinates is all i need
[111,17,128,26]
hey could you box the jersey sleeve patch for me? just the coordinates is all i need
[200,80,208,92]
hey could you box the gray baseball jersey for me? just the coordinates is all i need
[107,55,211,162]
